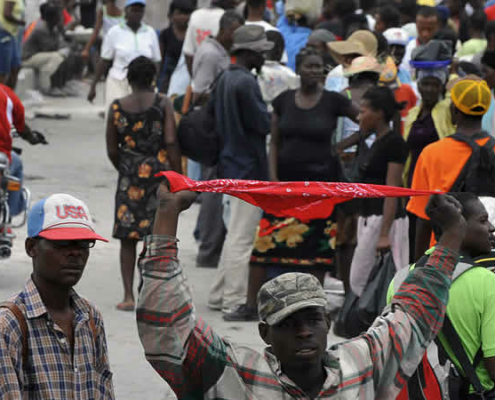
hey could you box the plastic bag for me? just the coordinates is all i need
[358,251,397,326]
[334,291,368,339]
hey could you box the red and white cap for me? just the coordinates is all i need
[27,193,108,242]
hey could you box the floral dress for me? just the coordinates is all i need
[250,216,337,271]
[111,95,171,240]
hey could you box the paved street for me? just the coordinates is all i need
[4,85,343,399]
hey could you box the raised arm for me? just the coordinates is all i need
[338,195,465,398]
[136,184,229,398]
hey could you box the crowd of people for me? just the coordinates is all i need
[2,0,495,398]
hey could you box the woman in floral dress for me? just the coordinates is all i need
[106,56,182,311]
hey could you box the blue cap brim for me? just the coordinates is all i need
[125,0,146,7]
[410,60,452,69]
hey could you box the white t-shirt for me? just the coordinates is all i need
[258,60,299,109]
[101,22,161,81]
[182,7,225,57]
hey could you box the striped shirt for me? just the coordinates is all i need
[137,235,459,399]
[0,277,115,399]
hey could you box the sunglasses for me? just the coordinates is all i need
[40,239,96,249]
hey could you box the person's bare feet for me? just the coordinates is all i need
[116,301,135,312]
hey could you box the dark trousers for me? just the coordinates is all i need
[196,165,226,267]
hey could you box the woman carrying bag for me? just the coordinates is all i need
[348,86,410,299]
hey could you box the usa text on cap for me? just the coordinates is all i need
[28,194,108,242]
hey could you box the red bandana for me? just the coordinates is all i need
[158,172,438,221]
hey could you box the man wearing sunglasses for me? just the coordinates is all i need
[0,193,115,399]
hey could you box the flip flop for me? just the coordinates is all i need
[116,302,135,312]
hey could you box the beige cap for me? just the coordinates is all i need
[344,56,383,77]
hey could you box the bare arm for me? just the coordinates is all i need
[269,113,279,182]
[345,102,359,123]
[377,162,404,250]
[162,95,182,174]
[336,129,373,153]
[105,104,119,170]
[415,217,432,261]
[3,1,25,25]
[136,185,231,399]
[185,54,193,77]
[335,103,363,151]
[82,8,103,57]
[87,59,112,102]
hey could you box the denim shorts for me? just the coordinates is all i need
[0,29,21,74]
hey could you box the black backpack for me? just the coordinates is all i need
[450,132,495,196]
[176,70,227,167]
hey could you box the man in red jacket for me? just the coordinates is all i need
[0,83,46,216]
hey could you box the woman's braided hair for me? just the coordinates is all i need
[127,56,156,88]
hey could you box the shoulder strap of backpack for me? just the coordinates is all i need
[473,253,495,268]
[80,298,98,343]
[0,301,28,366]
[450,132,492,193]
[450,133,481,192]
[438,314,485,394]
[185,67,228,114]
[436,258,486,394]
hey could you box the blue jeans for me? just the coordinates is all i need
[8,152,25,216]
[0,29,21,74]
[187,159,201,180]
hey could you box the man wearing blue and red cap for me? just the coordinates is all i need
[0,194,114,399]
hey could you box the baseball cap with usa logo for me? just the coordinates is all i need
[28,194,108,242]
